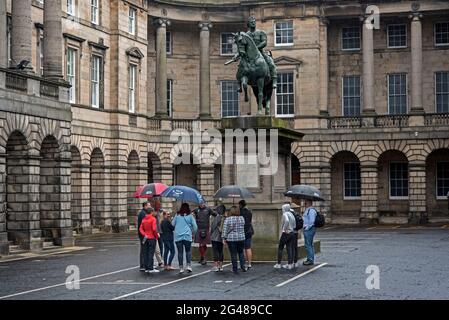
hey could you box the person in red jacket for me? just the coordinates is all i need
[139,207,160,273]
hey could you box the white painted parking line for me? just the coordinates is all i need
[0,265,139,300]
[275,263,328,288]
[81,282,162,285]
[111,263,232,300]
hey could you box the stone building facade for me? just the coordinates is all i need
[1,0,449,255]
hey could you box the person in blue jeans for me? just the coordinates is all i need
[172,203,198,274]
[302,199,317,266]
[160,211,175,271]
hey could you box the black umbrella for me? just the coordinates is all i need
[213,185,254,200]
[284,184,324,201]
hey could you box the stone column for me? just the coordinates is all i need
[360,163,378,224]
[409,163,427,224]
[410,11,424,113]
[362,16,375,115]
[199,22,212,118]
[0,0,7,68]
[43,0,63,80]
[154,18,170,118]
[319,17,329,117]
[11,0,33,71]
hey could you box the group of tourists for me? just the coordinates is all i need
[137,197,317,274]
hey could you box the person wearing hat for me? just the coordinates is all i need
[137,201,151,271]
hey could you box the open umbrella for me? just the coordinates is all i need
[160,185,204,204]
[213,185,254,200]
[284,184,325,201]
[134,183,168,199]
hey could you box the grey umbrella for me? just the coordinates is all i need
[213,185,254,200]
[284,184,325,201]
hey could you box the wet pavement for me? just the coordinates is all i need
[1,226,449,300]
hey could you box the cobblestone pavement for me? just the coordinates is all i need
[1,225,449,300]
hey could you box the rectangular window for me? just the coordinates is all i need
[67,48,76,104]
[67,0,75,16]
[7,16,11,66]
[128,7,136,35]
[390,162,409,198]
[435,72,449,113]
[342,75,361,116]
[39,35,44,76]
[166,31,172,55]
[91,0,99,25]
[167,79,173,117]
[388,24,407,48]
[221,33,236,55]
[435,22,449,46]
[344,163,361,198]
[275,20,293,46]
[91,55,101,108]
[437,162,449,198]
[220,81,240,117]
[128,64,137,113]
[342,26,361,50]
[276,72,294,116]
[388,74,407,114]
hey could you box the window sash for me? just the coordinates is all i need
[435,22,449,46]
[343,162,361,198]
[388,74,407,115]
[341,26,361,50]
[166,31,172,54]
[91,56,101,108]
[342,75,361,116]
[276,72,294,116]
[437,162,449,198]
[67,0,74,15]
[167,79,173,117]
[128,8,136,35]
[220,33,236,55]
[435,72,449,113]
[389,162,409,198]
[128,65,136,113]
[275,21,293,45]
[7,16,11,65]
[67,48,76,104]
[220,81,240,117]
[91,0,99,24]
[388,24,407,48]
[39,35,44,76]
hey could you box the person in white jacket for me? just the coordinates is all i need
[274,203,296,269]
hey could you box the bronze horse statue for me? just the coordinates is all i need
[225,32,274,115]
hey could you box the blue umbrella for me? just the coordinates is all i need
[160,185,205,204]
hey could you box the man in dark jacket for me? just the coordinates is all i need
[138,201,151,271]
[239,200,254,269]
[193,202,213,265]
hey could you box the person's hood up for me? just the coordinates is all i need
[282,203,291,213]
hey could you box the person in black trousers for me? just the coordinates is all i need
[137,201,151,271]
[160,211,176,270]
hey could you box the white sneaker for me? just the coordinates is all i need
[294,262,300,268]
[187,265,192,273]
[212,266,219,272]
[179,268,184,274]
[148,269,160,273]
[274,264,282,269]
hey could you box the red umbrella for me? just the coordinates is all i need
[134,183,168,199]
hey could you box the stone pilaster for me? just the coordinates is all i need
[362,16,375,115]
[409,163,427,224]
[197,164,215,203]
[410,10,424,113]
[107,164,127,233]
[11,0,33,71]
[319,17,329,117]
[360,163,378,224]
[0,0,7,68]
[71,165,92,234]
[199,22,212,118]
[54,157,74,246]
[0,154,8,255]
[43,0,63,80]
[154,18,170,118]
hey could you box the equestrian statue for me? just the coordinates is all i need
[225,16,277,116]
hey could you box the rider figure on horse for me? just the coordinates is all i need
[231,16,277,92]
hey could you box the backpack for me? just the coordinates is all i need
[291,210,303,231]
[314,210,325,228]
